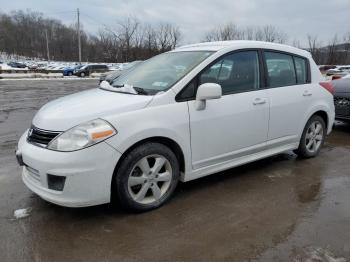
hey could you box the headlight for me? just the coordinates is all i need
[47,119,116,152]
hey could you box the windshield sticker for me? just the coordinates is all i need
[152,81,168,87]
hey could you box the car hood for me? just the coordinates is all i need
[32,88,153,131]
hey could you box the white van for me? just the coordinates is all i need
[16,41,335,211]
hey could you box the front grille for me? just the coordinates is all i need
[334,97,350,107]
[334,96,350,116]
[27,126,61,147]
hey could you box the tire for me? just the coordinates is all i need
[113,142,180,212]
[80,72,85,77]
[294,115,326,158]
[68,72,73,76]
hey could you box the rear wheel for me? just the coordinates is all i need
[294,115,326,158]
[80,72,85,77]
[113,142,180,212]
[68,71,73,76]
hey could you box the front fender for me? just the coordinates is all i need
[103,102,192,179]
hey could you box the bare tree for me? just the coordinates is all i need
[203,23,287,43]
[204,23,242,41]
[326,34,339,65]
[307,35,322,64]
[342,32,350,64]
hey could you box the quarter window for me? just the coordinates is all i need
[265,52,296,88]
[294,56,308,84]
[199,51,260,95]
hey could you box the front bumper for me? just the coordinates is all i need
[335,105,350,120]
[17,130,121,207]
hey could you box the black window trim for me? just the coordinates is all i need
[176,48,265,102]
[262,49,311,89]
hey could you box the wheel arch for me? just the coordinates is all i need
[110,136,186,200]
[300,105,332,138]
[312,110,329,130]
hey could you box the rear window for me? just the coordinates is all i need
[294,56,308,84]
[265,52,296,88]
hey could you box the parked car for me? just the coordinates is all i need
[63,65,83,76]
[319,65,336,74]
[16,41,335,212]
[333,78,350,122]
[27,63,39,70]
[8,62,27,68]
[74,64,108,77]
[99,61,143,83]
[326,66,350,76]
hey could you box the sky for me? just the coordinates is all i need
[1,0,350,46]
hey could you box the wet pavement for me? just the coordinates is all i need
[0,79,350,262]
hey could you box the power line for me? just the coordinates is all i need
[79,11,114,32]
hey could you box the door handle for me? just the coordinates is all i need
[303,91,312,97]
[253,98,267,105]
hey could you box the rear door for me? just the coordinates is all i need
[263,51,312,148]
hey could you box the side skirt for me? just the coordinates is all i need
[181,142,299,182]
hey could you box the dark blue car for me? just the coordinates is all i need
[63,65,83,76]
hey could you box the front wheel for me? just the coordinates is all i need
[113,142,180,212]
[294,115,326,158]
[80,72,85,77]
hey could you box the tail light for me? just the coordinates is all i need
[319,81,335,95]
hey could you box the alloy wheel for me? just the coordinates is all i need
[127,154,173,205]
[305,121,324,153]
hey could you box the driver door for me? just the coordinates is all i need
[187,51,269,169]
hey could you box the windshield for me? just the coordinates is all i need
[111,51,213,93]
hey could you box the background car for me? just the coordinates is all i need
[63,65,83,76]
[333,78,350,122]
[319,65,337,74]
[326,66,350,76]
[99,61,143,83]
[74,64,108,77]
[8,61,27,68]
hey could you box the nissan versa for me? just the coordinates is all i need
[16,41,335,212]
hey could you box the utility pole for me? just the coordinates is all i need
[77,8,82,64]
[45,29,50,63]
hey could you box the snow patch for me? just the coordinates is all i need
[14,208,31,219]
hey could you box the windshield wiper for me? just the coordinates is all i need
[133,87,149,95]
[111,84,149,95]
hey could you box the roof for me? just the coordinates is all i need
[174,40,310,57]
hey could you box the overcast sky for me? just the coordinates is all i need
[1,0,350,46]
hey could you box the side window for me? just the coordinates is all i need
[178,80,196,101]
[265,52,296,88]
[294,56,308,84]
[199,51,260,95]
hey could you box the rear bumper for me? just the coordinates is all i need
[328,111,335,134]
[17,130,121,207]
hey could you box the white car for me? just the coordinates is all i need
[16,41,335,211]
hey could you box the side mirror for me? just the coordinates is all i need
[195,83,222,110]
